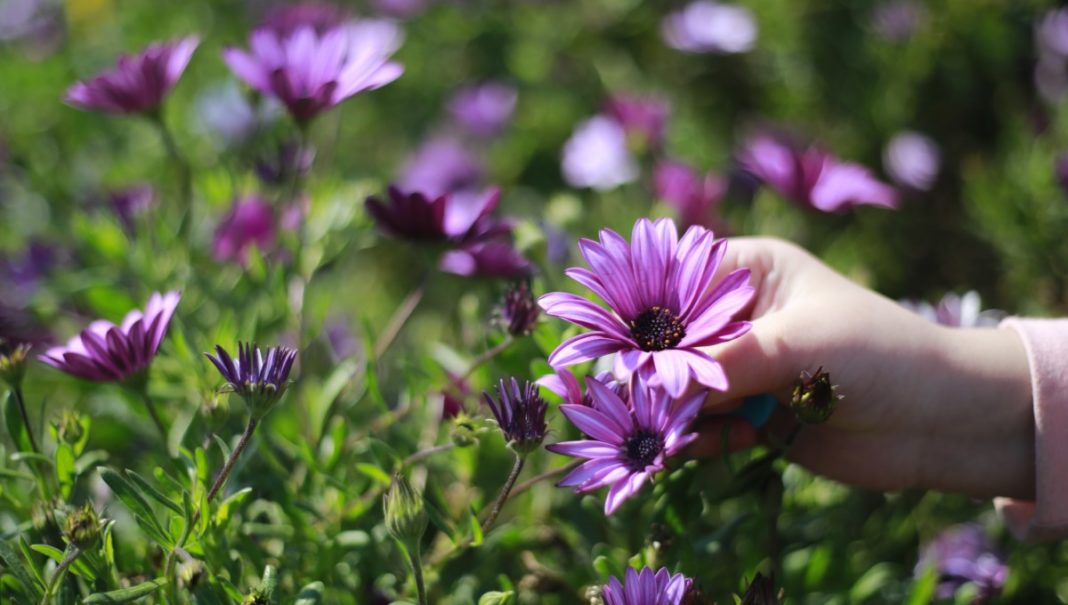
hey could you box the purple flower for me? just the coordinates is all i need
[915,524,1008,603]
[883,131,940,191]
[1056,152,1068,195]
[255,141,316,186]
[365,186,507,243]
[900,291,1001,328]
[206,342,297,416]
[654,160,726,228]
[661,1,757,55]
[604,94,670,149]
[498,280,540,336]
[562,115,638,191]
[440,240,531,279]
[548,377,703,514]
[1037,9,1068,59]
[213,196,277,265]
[448,81,518,138]
[258,2,350,36]
[482,378,549,454]
[110,184,155,231]
[194,81,281,147]
[372,0,428,18]
[737,131,899,213]
[870,0,924,42]
[537,369,622,407]
[223,20,403,124]
[602,567,694,605]
[40,292,180,382]
[398,136,484,197]
[65,37,199,114]
[2,240,57,298]
[539,218,753,398]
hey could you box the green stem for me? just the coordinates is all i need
[481,454,525,533]
[141,391,169,449]
[402,443,456,469]
[459,337,514,382]
[12,385,40,454]
[40,545,81,605]
[153,114,193,241]
[406,546,428,605]
[207,416,259,503]
[373,276,428,360]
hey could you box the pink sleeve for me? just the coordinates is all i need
[996,318,1068,542]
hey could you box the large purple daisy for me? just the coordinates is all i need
[602,567,694,605]
[539,217,753,398]
[547,377,703,514]
[65,37,199,115]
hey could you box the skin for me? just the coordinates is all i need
[694,237,1035,501]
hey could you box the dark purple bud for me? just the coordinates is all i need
[497,280,539,336]
[789,367,841,424]
[482,377,548,454]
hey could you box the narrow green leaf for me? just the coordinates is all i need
[468,506,484,547]
[214,487,253,527]
[2,390,33,454]
[83,577,166,603]
[54,443,75,499]
[212,434,233,461]
[125,469,183,516]
[98,468,172,547]
[478,591,514,605]
[0,538,44,601]
[0,467,35,481]
[294,581,325,605]
[30,544,97,582]
[355,463,391,486]
[10,452,52,466]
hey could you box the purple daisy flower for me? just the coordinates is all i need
[539,218,753,398]
[482,377,549,454]
[561,115,638,191]
[915,524,1008,603]
[65,37,199,114]
[110,184,156,232]
[737,131,898,212]
[448,81,518,138]
[398,136,484,198]
[547,377,704,514]
[604,94,670,149]
[222,20,403,124]
[365,186,508,243]
[654,160,726,228]
[39,292,180,382]
[537,369,623,407]
[439,240,531,279]
[213,195,277,265]
[206,342,297,417]
[602,567,694,605]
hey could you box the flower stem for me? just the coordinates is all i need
[40,545,81,605]
[402,443,456,469]
[481,453,525,533]
[141,391,169,448]
[459,336,514,382]
[406,546,428,605]
[12,385,40,454]
[505,462,575,501]
[207,416,259,502]
[374,275,427,360]
[153,114,193,241]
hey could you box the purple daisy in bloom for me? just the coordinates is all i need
[440,240,531,279]
[39,292,180,382]
[448,81,518,138]
[661,1,757,55]
[65,37,199,114]
[537,369,622,406]
[365,186,508,243]
[737,131,899,213]
[604,94,670,149]
[654,159,726,228]
[206,342,297,417]
[547,377,704,514]
[602,567,694,605]
[561,115,639,191]
[213,195,277,265]
[223,20,403,124]
[539,218,753,398]
[915,524,1008,603]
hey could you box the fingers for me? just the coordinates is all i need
[689,416,759,458]
[703,313,802,407]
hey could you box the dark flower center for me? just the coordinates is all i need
[624,430,664,470]
[629,306,686,351]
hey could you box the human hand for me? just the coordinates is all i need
[695,237,1035,500]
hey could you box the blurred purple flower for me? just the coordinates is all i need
[654,160,726,228]
[602,567,694,605]
[548,376,704,514]
[915,524,1008,603]
[372,0,428,19]
[1037,9,1068,59]
[1056,152,1068,195]
[398,136,484,197]
[883,131,940,191]
[738,131,898,212]
[258,2,350,36]
[365,186,508,243]
[255,141,316,186]
[539,218,753,398]
[223,20,403,124]
[40,291,180,382]
[110,184,155,231]
[65,37,199,114]
[440,240,531,279]
[661,1,757,55]
[194,81,281,147]
[541,221,572,265]
[213,196,277,265]
[900,291,1001,328]
[325,318,357,360]
[870,0,924,43]
[561,115,638,191]
[3,240,57,294]
[448,81,518,137]
[604,94,670,149]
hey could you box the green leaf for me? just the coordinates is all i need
[468,506,484,547]
[9,452,52,466]
[294,581,325,605]
[99,468,172,547]
[478,591,514,605]
[0,467,35,481]
[124,469,183,516]
[54,443,75,498]
[212,434,233,461]
[214,487,253,527]
[0,538,44,601]
[2,391,33,454]
[906,565,938,605]
[849,563,896,603]
[83,577,166,603]
[355,463,391,486]
[30,544,97,582]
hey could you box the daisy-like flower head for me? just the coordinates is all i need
[39,292,181,382]
[602,567,694,605]
[65,37,199,114]
[205,342,297,418]
[539,217,753,398]
[222,20,403,124]
[482,377,549,455]
[547,377,703,514]
[365,186,508,244]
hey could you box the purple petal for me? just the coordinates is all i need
[547,332,627,368]
[560,404,625,445]
[604,470,648,514]
[546,440,620,459]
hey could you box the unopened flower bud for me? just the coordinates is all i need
[482,378,548,456]
[497,280,539,336]
[0,339,31,388]
[178,559,206,591]
[384,473,428,549]
[53,410,85,445]
[789,367,841,424]
[449,413,480,448]
[64,504,102,550]
[739,573,784,605]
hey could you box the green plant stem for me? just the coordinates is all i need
[153,114,193,241]
[406,546,428,605]
[12,385,40,454]
[207,416,259,502]
[373,276,428,360]
[40,545,81,605]
[481,453,525,533]
[141,391,169,449]
[503,463,574,502]
[402,443,456,468]
[459,337,514,382]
